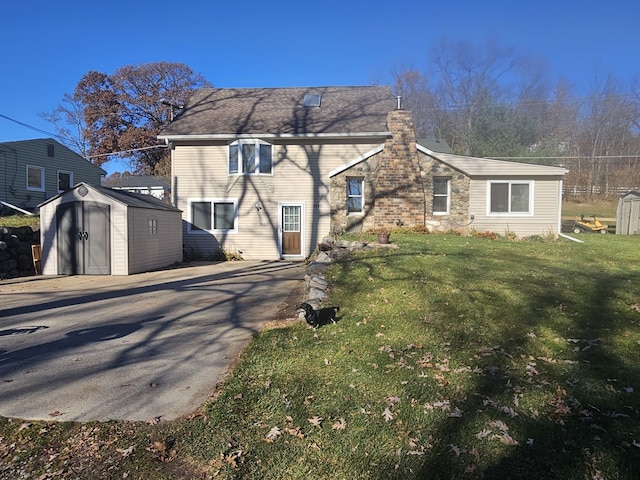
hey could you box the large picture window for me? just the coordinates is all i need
[188,199,237,233]
[489,181,532,214]
[433,177,450,214]
[347,177,364,213]
[26,165,45,191]
[229,141,272,175]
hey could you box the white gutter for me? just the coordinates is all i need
[158,131,391,141]
[0,200,33,215]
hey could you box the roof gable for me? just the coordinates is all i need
[1,138,105,175]
[159,86,396,139]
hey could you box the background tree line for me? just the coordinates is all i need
[394,40,640,199]
[45,42,639,198]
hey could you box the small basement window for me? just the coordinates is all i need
[303,94,322,108]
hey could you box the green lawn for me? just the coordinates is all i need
[2,233,640,479]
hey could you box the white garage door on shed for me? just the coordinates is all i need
[39,183,183,275]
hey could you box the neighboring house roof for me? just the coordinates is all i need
[158,86,397,140]
[105,175,170,189]
[417,138,453,154]
[417,145,568,177]
[39,182,181,211]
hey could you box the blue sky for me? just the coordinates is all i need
[1,0,639,174]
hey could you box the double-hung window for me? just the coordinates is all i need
[27,165,45,192]
[347,177,364,214]
[229,141,272,175]
[188,199,237,233]
[433,177,450,215]
[488,181,532,214]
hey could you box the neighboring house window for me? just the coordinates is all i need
[58,170,73,192]
[47,144,54,157]
[228,141,272,175]
[26,165,45,191]
[347,177,364,214]
[188,199,237,233]
[488,181,532,214]
[148,217,158,236]
[433,177,450,215]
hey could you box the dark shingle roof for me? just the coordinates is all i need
[90,184,178,211]
[105,175,170,188]
[417,138,453,154]
[39,183,180,211]
[159,86,396,138]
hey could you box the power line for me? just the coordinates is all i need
[493,155,640,160]
[0,112,64,141]
[86,144,168,159]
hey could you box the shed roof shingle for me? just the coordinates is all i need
[159,86,397,138]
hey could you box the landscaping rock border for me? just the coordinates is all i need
[302,237,397,307]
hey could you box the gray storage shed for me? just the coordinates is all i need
[39,183,183,275]
[616,190,640,235]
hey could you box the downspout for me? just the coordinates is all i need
[165,139,176,207]
[559,232,583,243]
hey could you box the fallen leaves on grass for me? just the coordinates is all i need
[383,407,394,422]
[308,416,323,428]
[332,418,347,430]
[116,445,135,458]
[264,426,282,442]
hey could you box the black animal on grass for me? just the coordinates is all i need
[296,302,340,329]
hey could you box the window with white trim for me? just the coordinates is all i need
[347,177,364,214]
[433,177,450,214]
[27,165,44,191]
[188,199,238,233]
[58,170,73,192]
[229,140,272,175]
[489,181,532,214]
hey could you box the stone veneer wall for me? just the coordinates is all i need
[419,153,471,233]
[373,110,425,230]
[329,109,472,235]
[329,153,381,234]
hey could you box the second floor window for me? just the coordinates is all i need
[229,141,272,175]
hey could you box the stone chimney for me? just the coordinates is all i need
[374,109,425,229]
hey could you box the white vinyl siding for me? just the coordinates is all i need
[469,177,561,236]
[173,140,379,260]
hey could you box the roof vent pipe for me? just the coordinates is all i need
[396,96,402,110]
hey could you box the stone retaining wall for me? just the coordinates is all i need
[0,226,39,278]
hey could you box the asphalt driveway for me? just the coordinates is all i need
[0,261,303,422]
